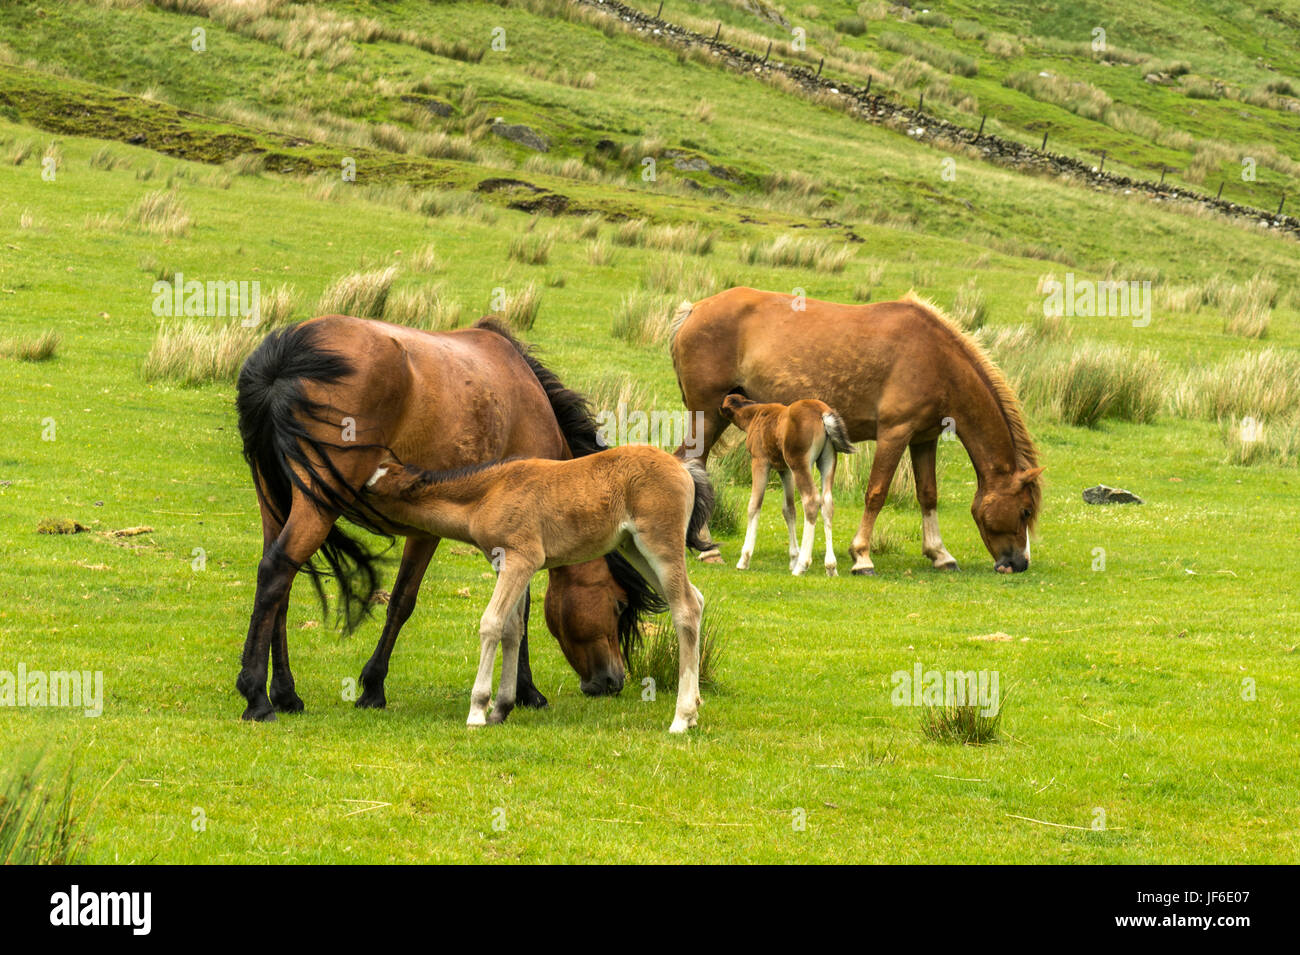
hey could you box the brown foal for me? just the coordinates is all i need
[363,445,714,733]
[720,395,856,576]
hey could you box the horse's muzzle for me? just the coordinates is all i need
[580,669,625,696]
[996,553,1029,574]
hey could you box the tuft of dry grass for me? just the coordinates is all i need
[316,266,399,318]
[740,234,854,273]
[129,188,191,236]
[920,695,1007,744]
[507,227,555,266]
[613,290,675,346]
[951,280,988,330]
[646,223,715,256]
[0,329,61,362]
[1169,349,1300,422]
[142,321,259,385]
[586,237,615,267]
[613,218,648,247]
[490,282,542,332]
[383,284,463,331]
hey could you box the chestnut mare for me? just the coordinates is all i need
[363,447,713,732]
[234,315,661,722]
[671,288,1043,575]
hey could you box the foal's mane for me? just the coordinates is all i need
[901,292,1042,526]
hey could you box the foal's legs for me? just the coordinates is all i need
[486,591,528,726]
[357,535,439,709]
[911,439,959,570]
[736,457,771,571]
[789,445,824,577]
[849,425,911,576]
[621,540,703,733]
[237,499,335,721]
[779,470,800,571]
[818,443,839,576]
[467,558,536,727]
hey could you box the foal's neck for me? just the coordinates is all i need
[397,465,505,539]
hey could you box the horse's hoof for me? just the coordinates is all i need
[825,566,838,577]
[516,685,549,709]
[851,566,877,577]
[270,689,304,714]
[935,560,960,572]
[241,701,276,722]
[486,706,513,726]
[354,689,387,709]
[699,551,725,565]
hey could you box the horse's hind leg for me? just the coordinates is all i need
[624,537,703,733]
[238,499,334,722]
[911,439,958,571]
[256,500,303,714]
[736,457,770,571]
[779,470,800,572]
[818,444,839,576]
[357,535,439,709]
[789,446,823,577]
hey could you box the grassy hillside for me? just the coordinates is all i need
[1,0,1298,863]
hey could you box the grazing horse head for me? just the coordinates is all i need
[546,554,665,695]
[972,466,1044,573]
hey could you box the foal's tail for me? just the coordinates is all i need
[821,410,857,455]
[683,460,716,553]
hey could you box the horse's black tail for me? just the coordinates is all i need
[683,460,716,553]
[236,322,389,634]
[474,318,664,660]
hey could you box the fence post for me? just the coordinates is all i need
[656,1,663,18]
[1098,149,1106,173]
[918,91,924,112]
[977,114,986,137]
[713,22,721,43]
[1279,193,1287,216]
[1216,181,1224,200]
[1159,166,1166,186]
[1041,130,1049,151]
[817,56,823,77]
[763,40,771,64]
[865,75,872,95]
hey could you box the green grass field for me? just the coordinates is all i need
[1,0,1297,863]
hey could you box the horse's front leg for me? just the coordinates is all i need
[911,439,959,570]
[468,557,534,727]
[357,535,440,709]
[850,428,909,576]
[487,590,529,726]
[736,458,770,570]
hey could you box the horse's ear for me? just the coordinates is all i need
[1017,466,1045,487]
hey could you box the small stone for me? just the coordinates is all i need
[1082,485,1143,505]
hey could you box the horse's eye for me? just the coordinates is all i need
[1021,509,1032,520]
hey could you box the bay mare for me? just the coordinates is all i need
[233,315,662,721]
[671,288,1042,574]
